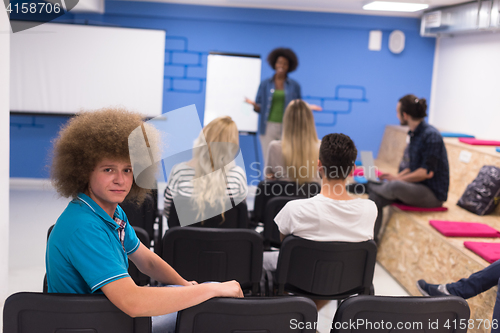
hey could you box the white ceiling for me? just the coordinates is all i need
[118,0,470,17]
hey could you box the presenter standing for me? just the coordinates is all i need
[245,47,320,165]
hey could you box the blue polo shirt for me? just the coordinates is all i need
[46,193,140,294]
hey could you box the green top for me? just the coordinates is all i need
[267,89,285,123]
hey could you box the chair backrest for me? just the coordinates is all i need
[276,236,377,298]
[332,295,470,333]
[262,196,303,248]
[3,292,151,333]
[128,226,151,286]
[253,180,320,223]
[162,227,263,293]
[176,296,317,333]
[120,191,160,253]
[167,196,249,229]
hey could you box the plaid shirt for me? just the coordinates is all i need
[408,121,449,202]
[114,217,127,252]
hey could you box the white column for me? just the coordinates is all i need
[0,9,11,304]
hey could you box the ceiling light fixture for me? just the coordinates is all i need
[363,1,429,12]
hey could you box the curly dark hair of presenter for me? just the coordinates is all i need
[50,107,151,204]
[267,47,299,73]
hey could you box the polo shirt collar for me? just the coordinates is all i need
[77,193,121,230]
[408,120,427,138]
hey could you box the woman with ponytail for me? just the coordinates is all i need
[265,99,320,185]
[368,94,450,243]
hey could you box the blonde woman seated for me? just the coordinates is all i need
[163,116,248,227]
[265,99,320,185]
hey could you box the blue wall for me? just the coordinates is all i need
[10,2,436,182]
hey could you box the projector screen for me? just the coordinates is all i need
[10,22,165,117]
[204,53,261,133]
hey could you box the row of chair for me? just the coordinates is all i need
[3,292,470,333]
[43,224,376,300]
[120,180,321,253]
[161,227,377,299]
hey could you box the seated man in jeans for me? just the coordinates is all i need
[263,133,378,310]
[369,94,449,242]
[417,260,500,333]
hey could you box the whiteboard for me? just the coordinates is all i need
[10,22,165,117]
[204,53,261,133]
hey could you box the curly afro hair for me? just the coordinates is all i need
[267,47,299,73]
[50,107,151,204]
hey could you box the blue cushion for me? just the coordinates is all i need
[496,147,500,153]
[440,132,475,138]
[353,176,368,184]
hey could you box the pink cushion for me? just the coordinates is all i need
[464,242,500,263]
[430,220,500,237]
[392,203,448,212]
[353,168,383,177]
[459,138,500,146]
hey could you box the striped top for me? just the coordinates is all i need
[163,162,248,219]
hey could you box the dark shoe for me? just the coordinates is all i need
[346,183,367,195]
[416,279,450,296]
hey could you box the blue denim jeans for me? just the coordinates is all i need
[446,259,500,333]
[151,282,218,333]
[152,311,177,333]
[151,285,183,333]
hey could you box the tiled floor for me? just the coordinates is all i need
[2,181,409,332]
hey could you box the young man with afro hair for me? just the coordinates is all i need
[47,107,243,332]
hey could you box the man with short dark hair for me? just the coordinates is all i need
[263,133,377,310]
[275,133,377,243]
[369,95,449,242]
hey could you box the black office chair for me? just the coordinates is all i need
[162,227,263,294]
[252,180,320,226]
[176,296,318,333]
[275,236,377,303]
[262,196,303,248]
[128,226,151,286]
[167,196,249,229]
[120,190,161,254]
[332,295,470,333]
[3,292,151,333]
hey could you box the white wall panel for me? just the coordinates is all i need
[429,33,500,140]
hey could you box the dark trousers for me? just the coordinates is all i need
[368,180,442,243]
[446,260,500,332]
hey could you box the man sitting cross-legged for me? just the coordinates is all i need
[263,133,378,310]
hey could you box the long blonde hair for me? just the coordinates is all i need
[191,116,239,221]
[282,100,319,184]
